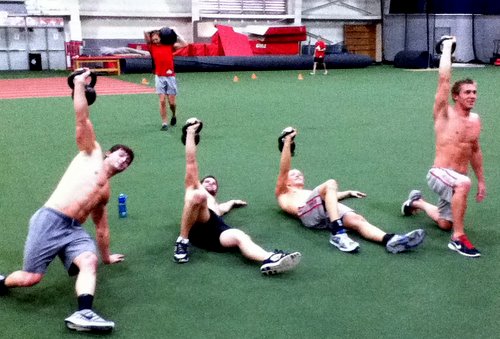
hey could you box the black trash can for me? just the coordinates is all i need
[28,53,42,71]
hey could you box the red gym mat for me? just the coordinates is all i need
[215,25,254,56]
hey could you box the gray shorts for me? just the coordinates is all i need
[155,75,177,95]
[23,207,96,275]
[427,168,470,222]
[298,186,353,229]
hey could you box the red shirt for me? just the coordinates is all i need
[148,43,175,76]
[314,41,326,58]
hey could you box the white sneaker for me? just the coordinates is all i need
[65,309,115,332]
[401,190,422,216]
[329,233,360,252]
[386,229,426,254]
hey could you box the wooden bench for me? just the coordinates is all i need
[73,56,121,75]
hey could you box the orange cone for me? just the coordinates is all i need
[251,73,257,80]
[141,78,149,85]
[298,73,304,80]
[233,75,239,82]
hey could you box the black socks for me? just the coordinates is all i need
[328,218,345,235]
[0,276,8,295]
[382,233,395,246]
[78,294,94,311]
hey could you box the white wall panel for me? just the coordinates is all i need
[79,0,190,16]
[7,27,27,50]
[8,50,27,69]
[0,51,8,70]
[48,50,66,69]
[302,0,380,19]
[81,17,192,41]
[28,28,47,50]
[0,26,7,49]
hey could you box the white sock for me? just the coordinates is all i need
[176,236,188,244]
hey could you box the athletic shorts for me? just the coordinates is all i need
[155,75,177,95]
[314,57,325,65]
[298,186,353,229]
[427,167,470,222]
[188,209,232,252]
[23,207,96,275]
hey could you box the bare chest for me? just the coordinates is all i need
[437,112,480,144]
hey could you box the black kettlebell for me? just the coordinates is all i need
[67,69,97,106]
[278,127,296,156]
[159,27,178,45]
[181,119,203,145]
[436,37,456,55]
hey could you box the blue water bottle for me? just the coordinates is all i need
[118,193,128,218]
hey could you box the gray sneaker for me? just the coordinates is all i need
[260,250,301,275]
[386,229,426,253]
[64,309,115,332]
[329,233,360,253]
[401,190,422,216]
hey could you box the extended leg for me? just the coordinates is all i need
[159,94,168,130]
[219,229,301,275]
[168,94,177,126]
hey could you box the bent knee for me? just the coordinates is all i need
[220,229,249,247]
[343,213,366,229]
[23,273,43,286]
[185,189,207,206]
[74,252,98,270]
[437,219,453,231]
[454,178,472,193]
[320,179,338,196]
[9,271,43,287]
[325,179,338,189]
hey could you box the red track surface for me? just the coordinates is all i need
[0,77,155,99]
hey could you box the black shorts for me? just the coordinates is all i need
[189,209,232,252]
[314,57,324,65]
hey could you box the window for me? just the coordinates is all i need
[199,0,287,15]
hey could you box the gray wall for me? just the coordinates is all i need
[383,14,500,63]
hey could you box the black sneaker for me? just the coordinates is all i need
[160,124,169,131]
[170,116,177,126]
[401,190,422,216]
[448,235,481,258]
[174,241,189,263]
[260,250,301,275]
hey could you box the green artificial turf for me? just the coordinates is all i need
[0,65,499,338]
